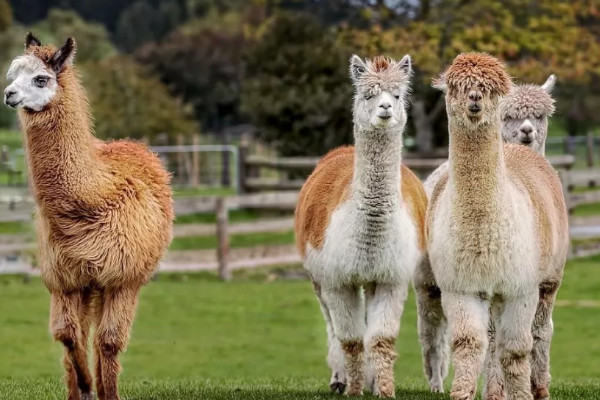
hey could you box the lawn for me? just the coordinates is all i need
[1,257,600,399]
[170,230,295,250]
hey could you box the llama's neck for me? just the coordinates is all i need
[20,69,101,202]
[352,126,403,210]
[448,117,506,223]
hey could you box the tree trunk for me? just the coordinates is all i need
[411,99,435,155]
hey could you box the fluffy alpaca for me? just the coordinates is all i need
[295,55,427,397]
[426,53,569,400]
[414,74,558,394]
[4,33,173,400]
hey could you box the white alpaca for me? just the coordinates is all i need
[426,53,569,400]
[295,55,427,398]
[414,74,559,393]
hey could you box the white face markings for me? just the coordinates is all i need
[4,54,58,111]
[355,86,407,130]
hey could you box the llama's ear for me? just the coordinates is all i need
[541,74,556,93]
[432,71,447,92]
[50,37,76,74]
[350,55,367,82]
[398,54,412,75]
[25,32,41,49]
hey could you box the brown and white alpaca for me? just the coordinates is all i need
[414,74,558,394]
[295,55,427,398]
[426,53,569,400]
[4,33,173,400]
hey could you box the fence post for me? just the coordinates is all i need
[191,134,200,186]
[586,131,594,168]
[216,197,231,281]
[238,143,248,193]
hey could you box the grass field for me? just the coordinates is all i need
[1,257,600,399]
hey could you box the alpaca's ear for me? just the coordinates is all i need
[398,54,412,75]
[541,74,556,93]
[432,71,447,92]
[50,37,76,74]
[350,55,367,82]
[25,32,41,49]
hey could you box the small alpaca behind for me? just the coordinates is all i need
[414,74,558,393]
[4,33,173,400]
[295,55,427,398]
[426,53,569,400]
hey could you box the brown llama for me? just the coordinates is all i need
[4,33,173,400]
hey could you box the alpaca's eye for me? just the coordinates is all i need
[536,115,543,120]
[394,95,400,100]
[33,76,49,88]
[364,94,373,100]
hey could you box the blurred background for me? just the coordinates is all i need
[0,2,600,399]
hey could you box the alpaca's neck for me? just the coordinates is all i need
[20,69,101,203]
[448,117,505,222]
[352,126,403,209]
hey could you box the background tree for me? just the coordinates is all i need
[242,12,353,157]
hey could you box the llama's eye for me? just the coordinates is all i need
[536,115,543,120]
[33,76,49,88]
[364,94,373,100]
[394,95,400,100]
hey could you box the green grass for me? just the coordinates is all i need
[572,202,600,217]
[0,221,29,234]
[172,186,237,197]
[0,129,23,150]
[170,230,295,250]
[0,257,600,399]
[175,209,292,225]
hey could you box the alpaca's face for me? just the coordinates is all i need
[4,55,58,112]
[350,55,412,132]
[499,76,556,154]
[445,86,500,129]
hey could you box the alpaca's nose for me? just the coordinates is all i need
[468,90,482,102]
[520,125,533,135]
[4,89,16,100]
[379,102,392,110]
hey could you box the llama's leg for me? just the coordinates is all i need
[484,300,506,400]
[530,281,560,400]
[95,287,139,400]
[497,292,538,400]
[321,285,366,396]
[442,292,490,400]
[92,290,106,399]
[78,289,95,400]
[414,278,449,393]
[363,282,408,398]
[313,282,346,393]
[50,291,94,400]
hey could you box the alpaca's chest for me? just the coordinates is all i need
[428,186,539,296]
[304,199,421,288]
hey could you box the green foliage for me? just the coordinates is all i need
[135,13,247,132]
[0,0,12,31]
[31,9,116,63]
[115,0,185,52]
[81,56,197,141]
[242,12,353,156]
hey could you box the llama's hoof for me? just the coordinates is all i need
[450,387,475,400]
[330,381,346,394]
[80,392,95,400]
[429,379,444,393]
[344,388,363,397]
[375,387,395,398]
[533,386,549,400]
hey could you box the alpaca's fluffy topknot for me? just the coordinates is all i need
[500,84,555,119]
[371,55,391,72]
[444,53,511,96]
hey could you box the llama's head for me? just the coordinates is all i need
[433,53,511,129]
[350,54,412,132]
[4,33,76,112]
[500,75,556,153]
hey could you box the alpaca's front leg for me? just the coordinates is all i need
[322,285,366,396]
[50,291,94,400]
[95,287,139,400]
[497,292,538,400]
[313,282,347,393]
[484,301,506,400]
[364,282,409,398]
[414,257,449,393]
[442,292,490,400]
[530,281,559,400]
